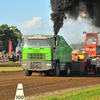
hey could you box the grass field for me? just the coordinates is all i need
[36,86,100,100]
[0,67,23,71]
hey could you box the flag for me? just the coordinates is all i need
[8,40,13,56]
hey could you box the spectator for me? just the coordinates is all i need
[2,54,5,62]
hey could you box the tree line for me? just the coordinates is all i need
[70,42,85,50]
[0,24,22,53]
[0,24,85,53]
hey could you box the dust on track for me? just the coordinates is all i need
[0,71,100,100]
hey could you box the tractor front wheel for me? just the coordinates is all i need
[25,70,32,76]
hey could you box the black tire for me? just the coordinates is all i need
[95,67,98,74]
[25,70,32,76]
[98,67,100,73]
[84,67,88,75]
[65,64,71,76]
[52,62,60,77]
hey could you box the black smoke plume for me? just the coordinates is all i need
[50,0,100,35]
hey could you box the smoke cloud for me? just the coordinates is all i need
[50,0,100,35]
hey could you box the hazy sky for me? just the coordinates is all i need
[0,0,100,44]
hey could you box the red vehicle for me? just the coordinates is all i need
[85,32,98,57]
[84,32,100,73]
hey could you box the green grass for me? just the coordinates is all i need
[36,86,100,100]
[0,67,23,71]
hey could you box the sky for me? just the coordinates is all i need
[0,0,100,45]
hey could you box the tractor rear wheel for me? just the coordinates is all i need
[95,67,98,74]
[65,64,71,76]
[84,67,88,75]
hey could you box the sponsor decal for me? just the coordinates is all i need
[86,48,96,51]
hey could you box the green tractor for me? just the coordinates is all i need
[22,34,72,76]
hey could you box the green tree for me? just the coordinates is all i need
[0,24,22,52]
[70,42,85,50]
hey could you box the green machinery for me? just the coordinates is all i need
[22,34,72,76]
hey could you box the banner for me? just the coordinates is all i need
[8,40,13,56]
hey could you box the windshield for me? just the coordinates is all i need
[86,39,97,44]
[22,38,52,47]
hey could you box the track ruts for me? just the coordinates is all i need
[0,71,100,100]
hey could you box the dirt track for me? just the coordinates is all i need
[0,63,21,67]
[0,71,100,100]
